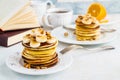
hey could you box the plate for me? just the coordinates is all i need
[51,26,117,45]
[100,20,120,26]
[6,52,73,75]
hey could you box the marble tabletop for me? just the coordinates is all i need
[0,14,120,80]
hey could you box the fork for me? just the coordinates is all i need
[60,45,115,54]
[63,25,116,33]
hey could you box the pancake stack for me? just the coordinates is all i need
[75,14,100,41]
[22,28,58,69]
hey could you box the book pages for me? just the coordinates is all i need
[1,6,39,31]
[0,0,29,28]
[6,6,34,23]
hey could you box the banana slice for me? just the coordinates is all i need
[47,37,57,44]
[36,35,47,43]
[23,34,31,43]
[30,40,40,48]
[92,17,99,25]
[82,17,92,24]
[76,16,82,22]
[31,28,46,36]
[31,28,40,36]
[86,14,91,18]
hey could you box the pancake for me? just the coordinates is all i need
[76,35,100,41]
[24,58,58,69]
[23,53,58,64]
[22,41,58,50]
[76,30,100,37]
[24,47,56,55]
[23,53,59,69]
[76,25,100,32]
[76,22,99,28]
[22,51,57,60]
[75,30,100,35]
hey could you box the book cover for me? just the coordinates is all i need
[0,29,33,47]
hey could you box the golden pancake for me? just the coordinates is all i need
[76,22,99,28]
[76,35,100,41]
[24,47,56,55]
[76,30,100,37]
[22,51,57,60]
[23,53,59,69]
[22,40,58,50]
[23,53,58,64]
[30,59,58,67]
[75,29,100,34]
[24,57,58,69]
[76,26,100,32]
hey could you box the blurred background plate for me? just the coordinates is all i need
[51,26,117,45]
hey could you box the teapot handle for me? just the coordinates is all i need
[46,0,54,9]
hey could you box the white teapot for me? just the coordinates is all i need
[30,0,55,26]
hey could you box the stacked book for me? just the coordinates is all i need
[0,0,40,47]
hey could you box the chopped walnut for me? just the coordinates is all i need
[24,64,30,69]
[41,67,47,69]
[36,66,41,69]
[64,32,69,37]
[73,31,76,35]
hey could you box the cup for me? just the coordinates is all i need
[30,0,54,26]
[43,8,73,28]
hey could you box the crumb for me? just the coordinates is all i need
[41,67,47,69]
[24,64,30,68]
[64,32,69,37]
[36,66,41,69]
[73,31,76,35]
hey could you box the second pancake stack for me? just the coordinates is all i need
[75,14,101,41]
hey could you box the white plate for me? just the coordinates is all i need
[100,20,120,26]
[6,52,73,75]
[51,26,117,45]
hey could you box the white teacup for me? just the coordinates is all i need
[43,8,73,28]
[30,0,54,26]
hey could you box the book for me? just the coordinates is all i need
[0,0,40,31]
[0,29,34,47]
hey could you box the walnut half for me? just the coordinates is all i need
[64,32,69,37]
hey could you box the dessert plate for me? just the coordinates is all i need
[6,52,73,75]
[100,20,120,26]
[51,26,117,45]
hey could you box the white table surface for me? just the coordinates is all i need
[1,14,120,80]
